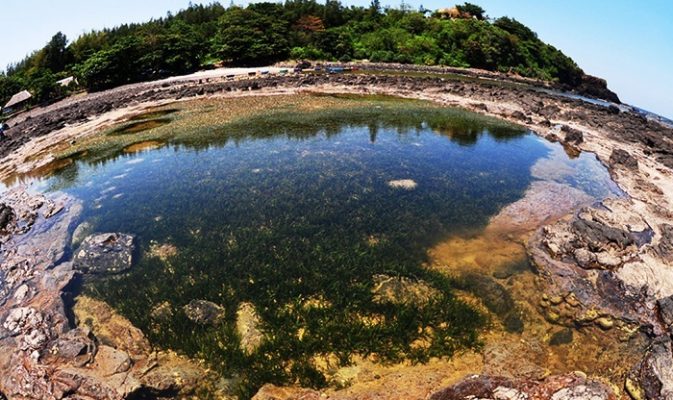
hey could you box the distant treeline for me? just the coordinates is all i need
[0,1,584,105]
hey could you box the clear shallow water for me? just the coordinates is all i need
[29,103,619,396]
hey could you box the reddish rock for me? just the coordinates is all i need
[429,373,617,400]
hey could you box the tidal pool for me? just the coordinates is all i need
[28,96,620,397]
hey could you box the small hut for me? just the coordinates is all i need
[435,7,470,19]
[56,76,77,87]
[3,90,32,114]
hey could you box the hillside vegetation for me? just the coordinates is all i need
[0,1,586,105]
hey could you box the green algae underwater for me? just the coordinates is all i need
[31,95,613,398]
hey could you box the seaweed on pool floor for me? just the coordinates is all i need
[127,108,180,121]
[47,95,576,398]
[108,118,173,136]
[454,273,524,333]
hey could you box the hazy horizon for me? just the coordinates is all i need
[0,0,670,118]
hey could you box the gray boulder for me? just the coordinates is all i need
[73,233,135,274]
[183,300,225,325]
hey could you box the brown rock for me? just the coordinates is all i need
[657,295,673,327]
[91,345,132,375]
[73,296,150,359]
[510,110,527,121]
[609,149,639,170]
[140,351,210,395]
[429,373,616,400]
[562,125,584,144]
[252,384,321,400]
[51,327,96,367]
[654,224,673,260]
[629,336,673,399]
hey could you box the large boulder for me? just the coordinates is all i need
[73,233,135,274]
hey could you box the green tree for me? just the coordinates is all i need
[0,73,24,106]
[2,1,594,100]
[399,12,428,34]
[25,69,57,103]
[369,0,382,17]
[493,17,537,41]
[77,39,141,91]
[41,32,72,72]
[213,8,289,66]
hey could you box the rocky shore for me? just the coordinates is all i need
[1,66,673,399]
[0,188,226,399]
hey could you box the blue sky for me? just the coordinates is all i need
[0,0,671,118]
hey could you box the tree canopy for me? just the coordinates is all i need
[1,1,585,105]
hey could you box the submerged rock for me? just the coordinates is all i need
[482,338,547,379]
[70,297,225,397]
[183,300,225,325]
[371,274,439,307]
[73,233,135,274]
[71,220,93,247]
[147,241,178,262]
[457,273,523,333]
[595,317,614,330]
[549,328,574,346]
[91,344,133,376]
[73,295,150,358]
[387,179,417,190]
[236,302,263,355]
[151,301,174,321]
[141,350,217,396]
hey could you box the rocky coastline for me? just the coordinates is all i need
[1,66,673,399]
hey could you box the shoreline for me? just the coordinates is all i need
[1,68,672,399]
